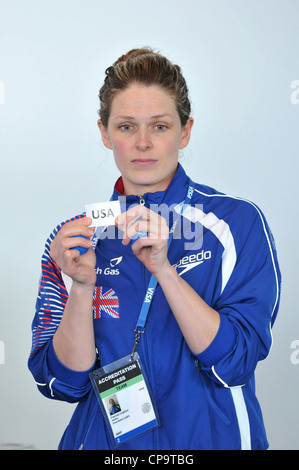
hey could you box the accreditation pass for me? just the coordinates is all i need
[90,353,159,447]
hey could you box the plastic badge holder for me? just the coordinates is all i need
[90,352,159,447]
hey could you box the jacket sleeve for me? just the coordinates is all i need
[195,201,281,387]
[28,215,95,403]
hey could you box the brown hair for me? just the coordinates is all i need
[98,47,192,127]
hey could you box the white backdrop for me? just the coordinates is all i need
[0,0,298,450]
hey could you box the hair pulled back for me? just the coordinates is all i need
[98,47,191,127]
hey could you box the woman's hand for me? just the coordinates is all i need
[116,205,170,278]
[50,217,97,371]
[50,217,96,287]
[116,205,220,354]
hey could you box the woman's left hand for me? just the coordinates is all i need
[116,205,170,278]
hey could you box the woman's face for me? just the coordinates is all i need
[98,83,193,196]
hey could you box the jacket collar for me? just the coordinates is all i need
[111,163,190,207]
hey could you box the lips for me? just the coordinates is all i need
[132,159,157,167]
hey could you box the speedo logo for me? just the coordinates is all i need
[173,250,212,276]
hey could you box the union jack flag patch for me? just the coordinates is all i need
[93,286,120,319]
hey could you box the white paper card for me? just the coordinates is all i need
[85,200,121,227]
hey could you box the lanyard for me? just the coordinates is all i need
[131,179,195,358]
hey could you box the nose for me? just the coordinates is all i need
[135,126,152,151]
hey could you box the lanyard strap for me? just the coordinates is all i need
[131,179,195,357]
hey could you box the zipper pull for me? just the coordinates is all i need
[131,195,147,244]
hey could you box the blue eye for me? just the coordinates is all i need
[155,125,167,131]
[120,125,133,131]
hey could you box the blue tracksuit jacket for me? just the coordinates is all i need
[28,164,281,450]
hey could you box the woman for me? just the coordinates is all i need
[28,48,281,450]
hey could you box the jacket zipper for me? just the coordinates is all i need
[78,405,98,450]
[138,193,158,448]
[80,195,147,450]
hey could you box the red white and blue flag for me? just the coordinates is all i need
[93,286,120,319]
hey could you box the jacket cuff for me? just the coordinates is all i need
[195,314,237,367]
[47,339,96,388]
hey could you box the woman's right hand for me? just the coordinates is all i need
[50,217,96,287]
